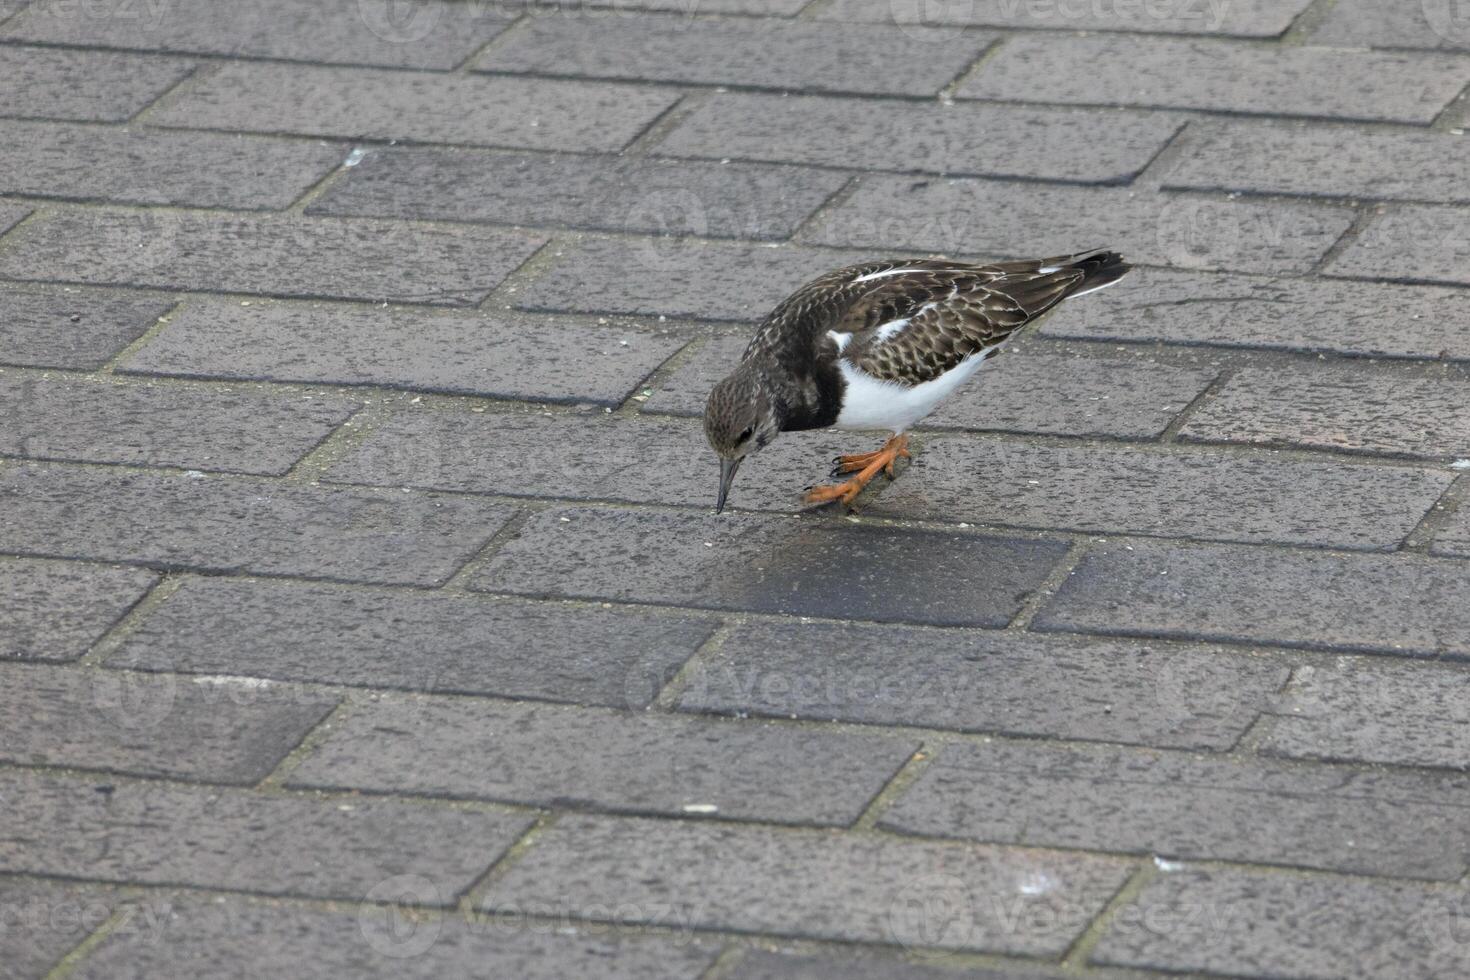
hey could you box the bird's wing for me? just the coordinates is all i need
[832,255,1110,386]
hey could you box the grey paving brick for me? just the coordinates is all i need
[0,121,344,209]
[1091,867,1470,979]
[645,333,1219,439]
[480,15,988,96]
[1180,364,1470,459]
[0,284,173,370]
[73,897,716,980]
[727,949,1065,980]
[1312,0,1470,52]
[679,621,1288,750]
[803,177,1353,275]
[472,507,1068,626]
[872,439,1449,551]
[109,576,714,708]
[1034,540,1470,658]
[0,662,338,784]
[307,146,845,240]
[1,0,512,69]
[1431,503,1470,559]
[815,0,1311,37]
[1165,123,1470,204]
[0,209,544,305]
[481,814,1132,955]
[517,238,860,322]
[882,740,1470,880]
[0,463,513,586]
[959,35,1470,124]
[0,878,127,979]
[657,94,1181,183]
[1038,267,1470,362]
[1261,656,1470,771]
[0,769,532,901]
[1326,205,1470,287]
[120,300,684,405]
[322,407,873,513]
[0,557,157,662]
[289,696,915,825]
[151,62,678,152]
[0,45,193,122]
[0,375,357,475]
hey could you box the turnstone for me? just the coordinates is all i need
[704,249,1130,512]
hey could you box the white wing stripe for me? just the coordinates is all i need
[851,267,923,284]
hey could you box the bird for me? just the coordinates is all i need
[704,248,1130,512]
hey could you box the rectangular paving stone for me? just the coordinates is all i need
[1,0,512,69]
[480,15,989,97]
[289,696,916,826]
[0,878,129,979]
[872,439,1449,551]
[959,35,1470,124]
[646,332,1220,438]
[1180,364,1470,459]
[1034,540,1470,659]
[727,949,1064,980]
[322,407,865,513]
[1092,867,1470,978]
[0,45,194,121]
[0,662,338,784]
[0,463,514,586]
[0,769,532,902]
[679,621,1288,750]
[480,814,1132,955]
[151,61,679,152]
[0,375,358,475]
[1312,0,1470,52]
[881,740,1470,880]
[1165,123,1470,204]
[657,93,1181,184]
[111,576,713,708]
[0,209,545,305]
[802,176,1354,274]
[517,238,860,322]
[1431,504,1470,559]
[0,284,174,370]
[0,556,157,662]
[73,898,716,980]
[1327,205,1470,287]
[815,0,1312,37]
[1261,656,1470,771]
[471,507,1069,627]
[0,120,345,209]
[1038,267,1470,362]
[307,146,846,240]
[120,300,685,405]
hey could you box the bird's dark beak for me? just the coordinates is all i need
[715,457,742,514]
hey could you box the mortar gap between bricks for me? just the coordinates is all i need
[253,698,360,792]
[616,333,711,417]
[695,945,748,980]
[650,620,737,711]
[618,91,699,157]
[457,812,559,909]
[786,172,862,244]
[1400,472,1470,553]
[1432,80,1470,132]
[282,399,391,484]
[477,236,568,311]
[1006,538,1091,631]
[1060,860,1158,968]
[40,903,132,980]
[1158,364,1235,443]
[451,11,528,72]
[1280,0,1341,43]
[283,149,364,216]
[940,34,1010,103]
[126,62,210,126]
[1308,204,1375,276]
[439,507,542,593]
[851,745,935,831]
[77,573,188,667]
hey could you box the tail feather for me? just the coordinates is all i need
[1059,248,1130,298]
[988,248,1130,318]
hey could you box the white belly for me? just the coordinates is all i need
[833,349,995,433]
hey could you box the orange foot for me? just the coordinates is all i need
[804,434,911,508]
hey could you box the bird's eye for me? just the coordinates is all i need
[738,426,755,441]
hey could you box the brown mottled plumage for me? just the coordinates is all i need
[705,249,1130,511]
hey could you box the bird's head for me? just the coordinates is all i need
[704,362,783,513]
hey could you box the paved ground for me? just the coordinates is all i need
[1,0,1469,977]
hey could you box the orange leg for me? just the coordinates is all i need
[805,434,911,508]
